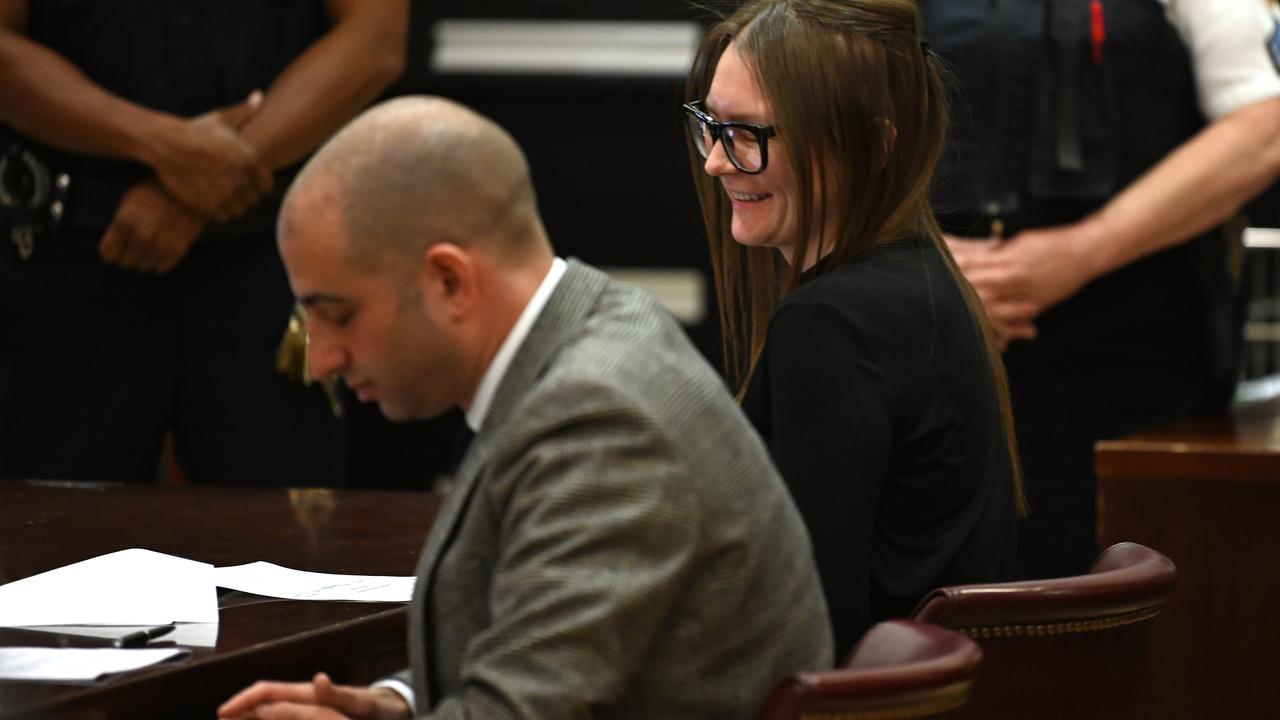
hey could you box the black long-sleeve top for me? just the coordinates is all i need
[742,235,1018,660]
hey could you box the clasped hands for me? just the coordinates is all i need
[943,225,1096,350]
[99,91,273,274]
[218,672,411,720]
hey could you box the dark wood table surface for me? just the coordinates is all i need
[0,480,439,720]
[1096,393,1280,720]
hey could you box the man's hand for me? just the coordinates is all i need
[147,91,273,222]
[99,177,206,273]
[944,225,1097,349]
[218,673,411,720]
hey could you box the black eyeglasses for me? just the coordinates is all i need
[683,101,777,174]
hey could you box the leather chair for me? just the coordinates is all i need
[756,619,982,720]
[911,541,1176,720]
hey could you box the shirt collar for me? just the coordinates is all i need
[465,257,567,432]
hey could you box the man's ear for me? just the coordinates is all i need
[420,243,476,319]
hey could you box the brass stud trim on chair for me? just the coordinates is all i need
[958,605,1162,639]
[800,680,972,720]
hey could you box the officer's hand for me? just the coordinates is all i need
[945,227,1094,348]
[100,178,206,274]
[944,234,1039,350]
[148,91,274,223]
[218,673,411,720]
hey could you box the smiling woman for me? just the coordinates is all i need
[684,0,1026,660]
[691,42,802,261]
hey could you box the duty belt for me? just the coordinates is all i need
[1,141,132,260]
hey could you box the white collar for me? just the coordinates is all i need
[464,257,567,432]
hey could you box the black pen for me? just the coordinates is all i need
[114,623,177,648]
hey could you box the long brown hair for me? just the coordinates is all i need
[687,0,1026,513]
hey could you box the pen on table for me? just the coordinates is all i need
[114,623,177,648]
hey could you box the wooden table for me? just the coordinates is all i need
[1095,394,1280,720]
[0,481,439,720]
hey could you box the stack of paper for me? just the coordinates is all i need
[17,623,220,648]
[0,549,218,682]
[213,562,414,602]
[0,550,415,682]
[0,647,191,682]
[0,548,218,627]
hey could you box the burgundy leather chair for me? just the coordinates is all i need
[756,619,982,720]
[911,541,1176,720]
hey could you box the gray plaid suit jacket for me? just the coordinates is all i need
[396,259,832,718]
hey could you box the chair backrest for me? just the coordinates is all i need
[756,619,983,720]
[910,541,1176,720]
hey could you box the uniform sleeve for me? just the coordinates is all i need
[760,299,893,656]
[1163,0,1280,119]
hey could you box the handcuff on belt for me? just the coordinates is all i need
[0,140,69,260]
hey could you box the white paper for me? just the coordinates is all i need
[0,548,218,626]
[0,647,190,682]
[214,562,414,602]
[20,623,220,648]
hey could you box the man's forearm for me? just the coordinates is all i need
[237,0,408,169]
[0,27,176,164]
[1075,97,1280,280]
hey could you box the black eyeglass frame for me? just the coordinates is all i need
[683,101,777,175]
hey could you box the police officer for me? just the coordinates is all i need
[922,0,1280,578]
[0,1,407,485]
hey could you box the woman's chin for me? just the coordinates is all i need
[729,223,770,249]
[730,227,784,254]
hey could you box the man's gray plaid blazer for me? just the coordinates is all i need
[395,259,832,718]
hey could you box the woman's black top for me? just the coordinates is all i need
[742,235,1018,660]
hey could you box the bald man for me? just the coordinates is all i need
[217,97,831,720]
